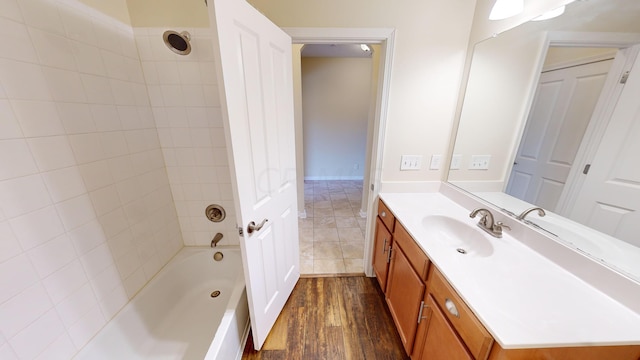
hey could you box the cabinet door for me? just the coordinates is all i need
[421,295,473,360]
[386,243,425,354]
[372,216,392,291]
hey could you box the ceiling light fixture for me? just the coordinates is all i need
[489,0,524,20]
[532,5,566,21]
[360,44,371,52]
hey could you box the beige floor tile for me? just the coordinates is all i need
[314,200,333,209]
[313,216,336,228]
[313,194,330,201]
[300,259,314,274]
[357,217,367,230]
[314,259,346,274]
[341,242,364,259]
[300,241,313,260]
[330,194,347,201]
[299,228,314,242]
[314,242,343,259]
[333,208,354,217]
[338,227,364,242]
[299,218,314,229]
[331,201,352,210]
[335,216,359,228]
[344,259,364,273]
[314,208,334,217]
[313,228,340,242]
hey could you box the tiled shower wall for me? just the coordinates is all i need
[0,0,183,358]
[134,28,237,247]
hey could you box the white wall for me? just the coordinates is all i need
[134,28,237,246]
[0,1,183,358]
[248,0,477,189]
[301,57,371,180]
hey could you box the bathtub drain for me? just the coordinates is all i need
[210,290,221,298]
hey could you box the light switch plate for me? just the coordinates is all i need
[400,155,422,170]
[430,155,442,170]
[450,154,462,170]
[470,155,491,170]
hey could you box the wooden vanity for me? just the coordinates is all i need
[373,198,640,360]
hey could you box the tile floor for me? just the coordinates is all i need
[299,180,368,274]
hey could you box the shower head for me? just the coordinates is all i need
[162,30,192,55]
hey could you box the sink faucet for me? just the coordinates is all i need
[211,233,223,247]
[516,207,546,221]
[469,208,510,238]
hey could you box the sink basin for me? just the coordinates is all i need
[421,215,494,257]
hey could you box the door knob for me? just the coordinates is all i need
[247,219,268,234]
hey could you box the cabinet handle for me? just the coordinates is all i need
[382,238,388,253]
[445,298,460,318]
[417,300,429,324]
[381,211,386,217]
[386,246,393,264]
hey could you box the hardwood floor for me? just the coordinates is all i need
[242,276,409,360]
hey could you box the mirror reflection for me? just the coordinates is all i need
[448,0,640,282]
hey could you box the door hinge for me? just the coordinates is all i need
[370,183,374,191]
[620,71,630,84]
[238,226,244,236]
[583,164,591,175]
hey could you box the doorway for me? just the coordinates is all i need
[285,28,396,277]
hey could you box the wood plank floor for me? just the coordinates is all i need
[242,276,409,360]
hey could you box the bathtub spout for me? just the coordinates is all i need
[211,233,223,247]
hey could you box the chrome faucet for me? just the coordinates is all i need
[211,233,223,247]
[469,208,510,238]
[516,207,546,221]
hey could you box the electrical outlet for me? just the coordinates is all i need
[430,155,442,170]
[450,154,462,170]
[470,155,491,170]
[400,155,422,170]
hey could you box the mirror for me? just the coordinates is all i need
[449,0,640,283]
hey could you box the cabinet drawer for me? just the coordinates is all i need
[429,268,493,360]
[394,223,429,281]
[378,199,395,232]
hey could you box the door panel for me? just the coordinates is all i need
[209,0,299,350]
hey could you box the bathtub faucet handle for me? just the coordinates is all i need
[211,233,223,247]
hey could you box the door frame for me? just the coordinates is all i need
[284,27,396,276]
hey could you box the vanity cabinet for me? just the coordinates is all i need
[372,200,395,291]
[419,294,473,360]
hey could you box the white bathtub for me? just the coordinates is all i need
[75,247,249,360]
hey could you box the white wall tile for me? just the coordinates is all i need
[100,50,127,80]
[9,308,65,359]
[17,0,65,36]
[0,0,22,23]
[28,136,76,172]
[0,255,39,304]
[0,139,38,181]
[107,156,134,182]
[55,283,97,328]
[59,4,97,46]
[71,41,106,76]
[69,133,105,164]
[97,284,127,320]
[182,85,205,106]
[42,67,87,102]
[80,243,114,280]
[27,234,76,278]
[89,185,121,216]
[42,260,87,304]
[0,174,51,218]
[0,18,38,63]
[0,221,21,263]
[66,304,105,349]
[0,100,22,139]
[0,59,52,100]
[56,194,95,231]
[9,205,65,250]
[199,62,218,85]
[203,85,220,107]
[92,21,122,55]
[165,107,188,127]
[42,167,87,203]
[110,79,136,106]
[90,104,121,131]
[146,85,164,106]
[101,131,128,158]
[89,264,120,300]
[160,85,184,106]
[57,102,96,134]
[97,208,128,239]
[0,342,18,360]
[11,100,64,137]
[29,27,77,70]
[0,282,52,338]
[67,219,106,256]
[34,333,76,360]
[81,74,114,104]
[122,267,146,298]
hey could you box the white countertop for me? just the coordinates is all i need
[380,192,640,349]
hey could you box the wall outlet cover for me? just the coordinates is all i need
[400,155,422,170]
[430,155,442,170]
[450,154,462,170]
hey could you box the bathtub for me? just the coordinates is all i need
[75,247,249,360]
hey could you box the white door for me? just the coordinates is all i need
[506,59,612,210]
[209,0,300,350]
[570,53,640,248]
